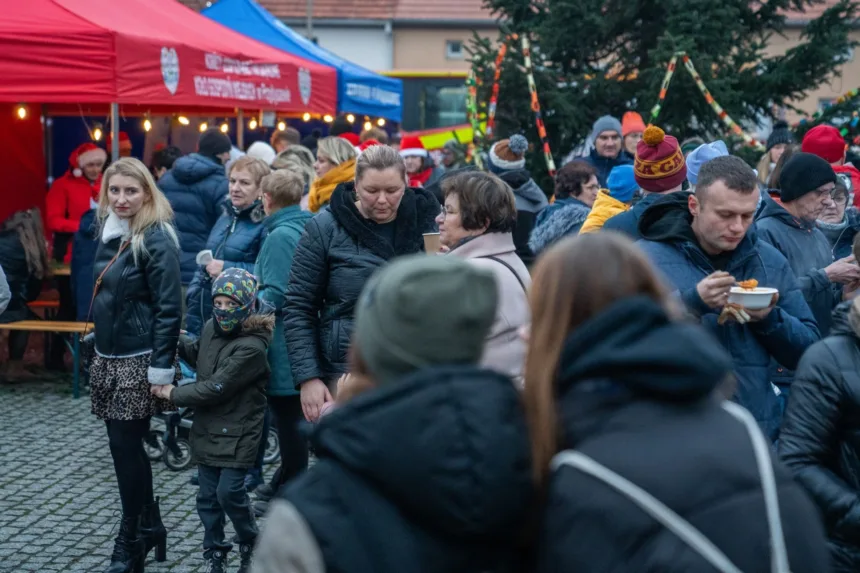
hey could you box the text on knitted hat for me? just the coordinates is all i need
[634,126,685,180]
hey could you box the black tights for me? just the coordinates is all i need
[106,418,153,519]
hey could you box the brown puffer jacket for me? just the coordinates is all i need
[171,313,273,469]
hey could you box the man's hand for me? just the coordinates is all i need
[745,293,779,322]
[696,271,737,309]
[206,259,225,279]
[300,378,333,423]
[825,255,860,285]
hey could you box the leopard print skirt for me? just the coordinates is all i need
[90,353,179,421]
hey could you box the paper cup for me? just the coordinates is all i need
[423,233,441,254]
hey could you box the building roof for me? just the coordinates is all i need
[181,0,497,23]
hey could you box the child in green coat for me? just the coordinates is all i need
[152,268,272,573]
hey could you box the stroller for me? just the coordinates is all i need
[143,359,281,471]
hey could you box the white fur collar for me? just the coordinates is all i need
[102,210,131,243]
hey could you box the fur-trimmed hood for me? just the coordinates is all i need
[528,199,591,254]
[222,198,266,224]
[242,312,276,336]
[329,182,439,258]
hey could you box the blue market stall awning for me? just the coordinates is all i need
[203,0,403,122]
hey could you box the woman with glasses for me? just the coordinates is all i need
[817,181,860,261]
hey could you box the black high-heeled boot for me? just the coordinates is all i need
[140,497,167,562]
[105,516,145,573]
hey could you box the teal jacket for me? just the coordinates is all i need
[254,206,313,396]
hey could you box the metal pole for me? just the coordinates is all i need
[306,0,313,41]
[110,103,120,161]
[237,109,245,150]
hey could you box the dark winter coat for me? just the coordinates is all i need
[284,183,439,386]
[0,228,40,323]
[602,191,662,240]
[71,209,98,321]
[159,153,229,284]
[818,208,860,261]
[780,301,860,572]
[91,216,182,380]
[538,295,830,573]
[756,200,842,337]
[528,197,590,255]
[275,366,533,573]
[498,169,548,267]
[637,193,820,440]
[254,206,313,397]
[185,200,267,337]
[583,147,634,188]
[172,314,273,469]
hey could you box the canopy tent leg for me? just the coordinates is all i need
[110,103,120,162]
[237,108,244,151]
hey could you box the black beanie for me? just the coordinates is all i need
[198,128,232,159]
[767,120,794,151]
[779,152,837,202]
[329,116,352,137]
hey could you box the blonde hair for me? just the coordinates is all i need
[228,156,271,188]
[360,127,389,145]
[262,170,304,209]
[355,144,407,184]
[98,157,179,264]
[317,136,357,166]
[272,145,316,188]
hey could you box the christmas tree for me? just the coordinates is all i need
[471,0,858,187]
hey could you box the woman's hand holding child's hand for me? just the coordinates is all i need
[150,384,174,400]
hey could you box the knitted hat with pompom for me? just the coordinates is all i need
[488,134,528,174]
[634,125,687,192]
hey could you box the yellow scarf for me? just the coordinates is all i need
[308,158,356,213]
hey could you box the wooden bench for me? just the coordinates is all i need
[0,321,92,398]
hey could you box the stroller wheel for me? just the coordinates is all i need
[163,437,193,471]
[264,429,280,465]
[144,430,165,461]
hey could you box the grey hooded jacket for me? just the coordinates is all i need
[0,265,9,316]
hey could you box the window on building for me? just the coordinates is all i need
[446,40,464,60]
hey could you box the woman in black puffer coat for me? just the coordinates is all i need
[526,233,829,573]
[780,297,860,572]
[284,145,438,424]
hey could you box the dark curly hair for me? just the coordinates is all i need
[555,160,597,199]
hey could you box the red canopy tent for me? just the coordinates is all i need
[0,0,338,112]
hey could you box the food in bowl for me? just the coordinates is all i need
[728,286,779,310]
[737,279,758,290]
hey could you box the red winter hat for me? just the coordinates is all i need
[358,139,381,154]
[634,125,687,192]
[107,131,132,150]
[339,132,360,146]
[622,111,646,137]
[399,135,428,158]
[802,124,846,164]
[70,143,107,178]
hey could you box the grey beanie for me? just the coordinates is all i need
[353,255,498,385]
[591,115,623,140]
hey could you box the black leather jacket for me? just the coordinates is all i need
[92,224,182,374]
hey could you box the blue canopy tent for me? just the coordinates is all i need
[203,0,403,123]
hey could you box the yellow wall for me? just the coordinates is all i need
[392,27,496,70]
[766,28,860,120]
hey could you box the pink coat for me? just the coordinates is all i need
[448,233,531,384]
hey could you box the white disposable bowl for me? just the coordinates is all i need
[728,287,779,310]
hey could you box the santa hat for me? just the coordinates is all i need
[399,136,428,158]
[358,139,382,155]
[107,131,132,152]
[70,143,108,178]
[339,132,360,146]
[634,125,687,192]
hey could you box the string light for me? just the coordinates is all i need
[249,118,258,130]
[220,122,229,133]
[92,126,103,141]
[363,121,372,131]
[346,114,355,124]
[302,113,311,122]
[377,118,386,127]
[277,121,287,131]
[15,105,27,120]
[177,116,190,126]
[143,118,152,132]
[323,115,333,123]
[199,122,208,132]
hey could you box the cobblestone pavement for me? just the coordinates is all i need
[0,377,273,572]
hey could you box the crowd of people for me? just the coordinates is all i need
[5,110,860,573]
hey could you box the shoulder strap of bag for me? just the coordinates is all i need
[81,240,130,337]
[550,401,790,573]
[478,255,527,293]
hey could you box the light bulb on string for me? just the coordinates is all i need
[220,122,229,134]
[143,118,152,132]
[346,114,355,124]
[323,115,333,123]
[363,121,372,132]
[302,113,311,122]
[277,121,287,131]
[377,118,386,127]
[92,126,103,141]
[199,122,208,133]
[249,118,258,130]
[16,105,27,120]
[178,116,190,126]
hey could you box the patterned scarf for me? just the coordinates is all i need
[211,268,258,336]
